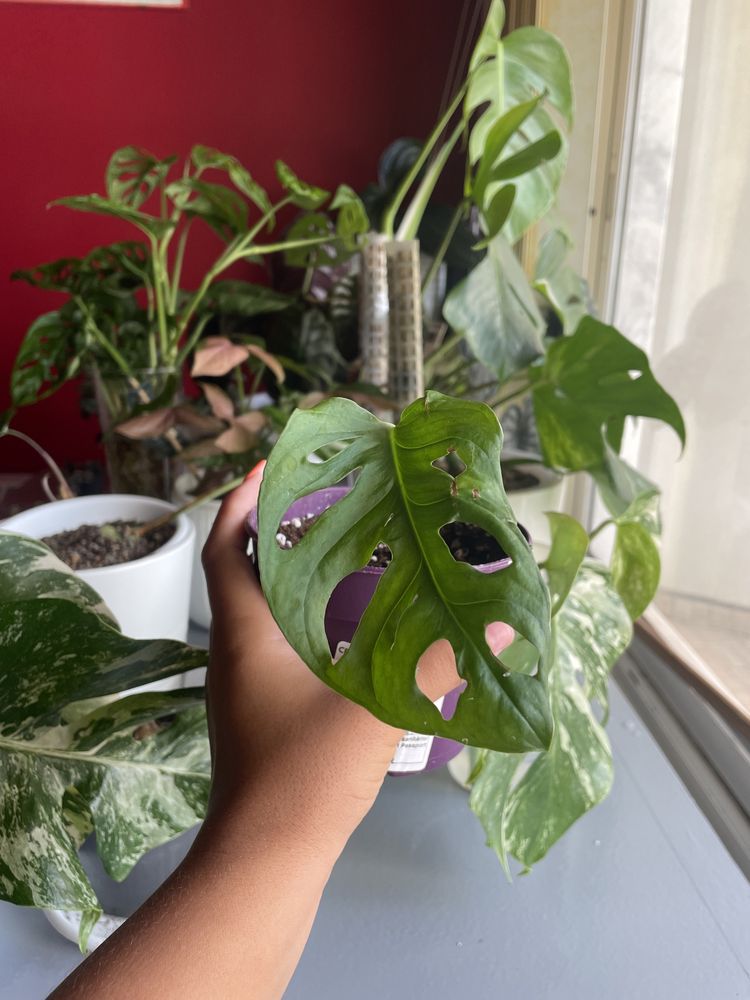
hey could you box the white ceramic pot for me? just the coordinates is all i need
[1,494,195,643]
[173,473,220,629]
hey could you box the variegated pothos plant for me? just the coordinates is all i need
[0,532,210,948]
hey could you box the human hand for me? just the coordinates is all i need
[200,461,515,863]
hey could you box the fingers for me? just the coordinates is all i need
[485,621,515,653]
[202,461,267,619]
[415,623,515,702]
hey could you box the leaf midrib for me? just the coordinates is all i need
[0,733,209,781]
[388,427,545,745]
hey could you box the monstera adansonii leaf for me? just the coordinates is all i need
[257,391,553,754]
[469,559,633,872]
[529,315,686,471]
[0,532,210,946]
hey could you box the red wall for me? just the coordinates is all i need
[0,0,461,470]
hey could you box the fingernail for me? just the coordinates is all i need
[245,459,266,482]
[485,621,514,654]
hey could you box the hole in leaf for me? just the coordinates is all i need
[415,639,465,718]
[274,469,358,549]
[439,521,510,566]
[132,714,175,741]
[494,635,539,677]
[306,436,360,464]
[431,450,467,478]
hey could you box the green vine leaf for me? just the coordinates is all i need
[542,512,589,615]
[258,391,553,753]
[610,521,660,620]
[470,563,632,871]
[529,316,686,471]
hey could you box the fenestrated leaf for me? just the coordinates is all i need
[610,521,660,620]
[443,233,545,380]
[258,392,553,754]
[275,160,329,210]
[105,147,176,209]
[470,563,632,869]
[529,316,686,471]
[465,19,572,242]
[0,533,115,626]
[542,512,589,614]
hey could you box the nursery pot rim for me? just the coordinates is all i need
[0,493,194,577]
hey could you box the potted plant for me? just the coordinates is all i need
[247,0,685,866]
[0,528,210,950]
[6,147,369,498]
[0,429,195,644]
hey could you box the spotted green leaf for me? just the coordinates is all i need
[275,160,329,210]
[258,391,553,754]
[190,145,272,218]
[105,146,176,209]
[470,563,632,871]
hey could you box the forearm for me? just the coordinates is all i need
[49,803,340,1000]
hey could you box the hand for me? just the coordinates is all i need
[50,462,515,1000]
[200,461,515,859]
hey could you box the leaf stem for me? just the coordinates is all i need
[0,428,75,499]
[420,201,466,294]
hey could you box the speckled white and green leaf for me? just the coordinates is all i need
[0,531,210,943]
[470,563,633,871]
[0,531,116,625]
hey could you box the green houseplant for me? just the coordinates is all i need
[0,0,686,947]
[6,148,369,497]
[251,0,685,869]
[0,530,210,949]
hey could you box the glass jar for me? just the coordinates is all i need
[92,366,180,501]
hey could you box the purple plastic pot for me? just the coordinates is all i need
[248,486,521,777]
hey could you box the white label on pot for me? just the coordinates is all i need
[332,641,441,774]
[333,640,351,663]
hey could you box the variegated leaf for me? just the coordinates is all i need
[0,532,116,626]
[0,532,210,939]
[470,563,632,871]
